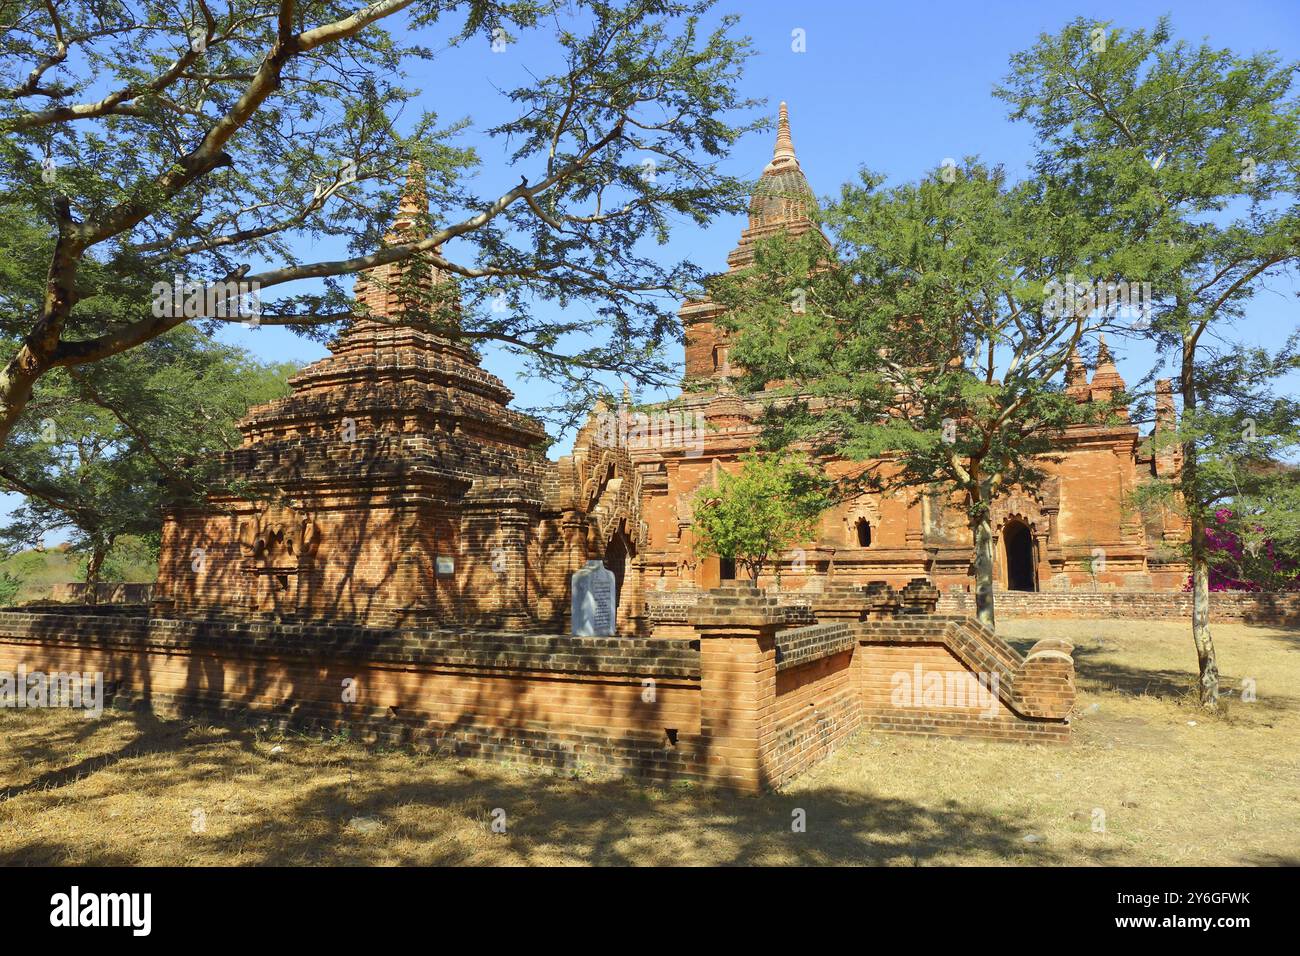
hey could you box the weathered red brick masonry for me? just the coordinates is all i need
[149,104,1191,633]
[0,581,1073,792]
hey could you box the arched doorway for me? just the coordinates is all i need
[603,532,628,613]
[1003,520,1036,592]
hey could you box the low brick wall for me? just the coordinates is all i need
[767,622,860,787]
[853,616,1073,744]
[0,610,707,784]
[0,577,1076,792]
[686,582,1074,790]
[936,590,1300,626]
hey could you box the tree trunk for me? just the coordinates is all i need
[1181,333,1220,708]
[0,343,51,445]
[1,230,82,446]
[83,541,108,606]
[971,512,996,630]
[1188,508,1220,707]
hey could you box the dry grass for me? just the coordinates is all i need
[1,618,1297,866]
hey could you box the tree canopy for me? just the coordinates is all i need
[712,161,1126,626]
[997,15,1300,705]
[0,0,762,441]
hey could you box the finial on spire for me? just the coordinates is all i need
[398,160,427,217]
[765,101,800,173]
[1097,332,1113,365]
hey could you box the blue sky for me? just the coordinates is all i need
[10,1,1300,542]
[214,0,1300,452]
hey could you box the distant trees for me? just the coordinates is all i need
[0,323,295,596]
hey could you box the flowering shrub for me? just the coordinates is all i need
[1189,509,1300,592]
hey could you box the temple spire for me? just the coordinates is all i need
[1065,345,1089,399]
[386,160,428,240]
[765,101,800,173]
[1089,332,1128,417]
[1096,332,1113,366]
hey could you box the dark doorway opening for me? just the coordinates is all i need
[603,533,628,612]
[719,556,737,580]
[1004,521,1036,592]
[855,518,872,547]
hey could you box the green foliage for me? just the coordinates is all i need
[0,321,295,582]
[0,570,19,606]
[93,535,162,584]
[710,163,1124,622]
[1131,336,1300,578]
[715,166,1122,519]
[995,16,1300,699]
[997,17,1300,539]
[690,452,831,583]
[0,0,762,439]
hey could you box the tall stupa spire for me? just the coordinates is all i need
[765,101,800,173]
[724,101,823,271]
[386,160,428,241]
[353,159,456,328]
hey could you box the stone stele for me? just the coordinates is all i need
[571,560,616,637]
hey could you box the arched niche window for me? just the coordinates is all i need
[712,343,729,373]
[855,517,872,548]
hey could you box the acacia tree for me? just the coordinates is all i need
[690,452,830,585]
[0,322,295,597]
[998,17,1300,705]
[713,163,1122,628]
[0,0,760,443]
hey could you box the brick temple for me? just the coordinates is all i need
[632,104,1188,607]
[152,102,1187,634]
[7,105,1215,785]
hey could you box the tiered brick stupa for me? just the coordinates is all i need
[155,166,557,626]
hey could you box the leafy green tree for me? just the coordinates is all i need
[691,452,831,585]
[998,16,1300,706]
[712,163,1122,628]
[0,324,295,596]
[0,569,18,605]
[0,0,760,442]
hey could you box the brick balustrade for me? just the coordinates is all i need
[684,579,1075,792]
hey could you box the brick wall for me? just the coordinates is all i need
[683,582,1074,791]
[0,610,707,784]
[852,616,1073,745]
[937,589,1300,626]
[0,578,1075,792]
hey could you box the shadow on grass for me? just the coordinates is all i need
[1255,626,1300,653]
[0,706,259,806]
[1067,644,1297,716]
[1,733,1122,866]
[214,779,1091,865]
[1070,644,1196,700]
